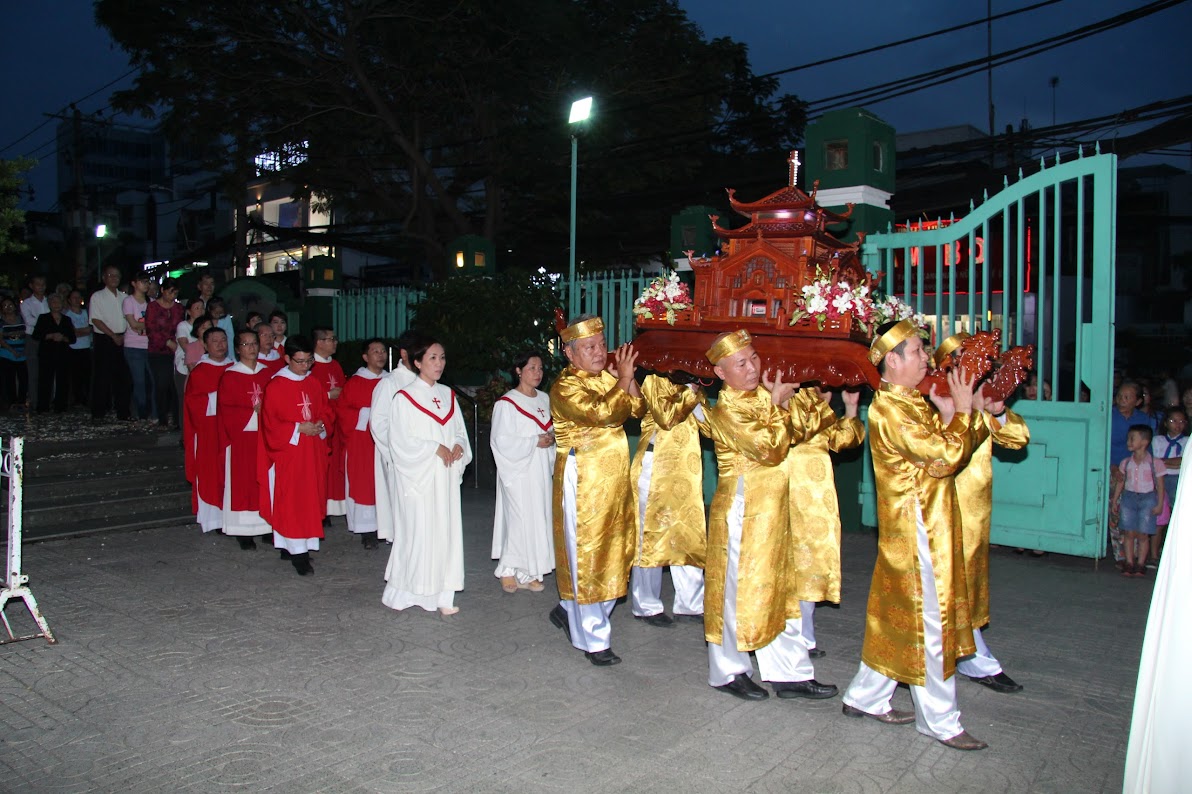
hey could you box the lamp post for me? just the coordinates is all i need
[95,224,107,281]
[568,96,593,318]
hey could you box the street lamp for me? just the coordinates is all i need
[95,224,107,280]
[568,96,593,318]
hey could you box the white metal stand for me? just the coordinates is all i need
[0,437,56,645]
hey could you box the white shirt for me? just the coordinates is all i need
[89,287,128,336]
[21,294,48,334]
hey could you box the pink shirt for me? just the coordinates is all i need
[1119,454,1165,494]
[185,339,207,370]
[122,296,148,349]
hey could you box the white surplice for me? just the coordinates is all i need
[371,361,418,543]
[490,388,556,583]
[1125,454,1191,792]
[378,378,473,612]
[344,366,386,534]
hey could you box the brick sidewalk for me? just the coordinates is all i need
[0,487,1149,792]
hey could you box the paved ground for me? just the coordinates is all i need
[0,486,1151,793]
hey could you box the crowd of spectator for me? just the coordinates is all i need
[0,268,287,431]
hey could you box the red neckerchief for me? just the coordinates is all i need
[497,395,552,431]
[397,388,456,426]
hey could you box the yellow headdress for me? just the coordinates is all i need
[560,316,604,344]
[867,319,919,366]
[706,329,752,365]
[932,331,970,369]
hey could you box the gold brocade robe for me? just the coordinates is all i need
[550,366,646,604]
[629,375,707,568]
[704,385,811,651]
[786,389,865,604]
[955,410,1029,628]
[864,382,988,686]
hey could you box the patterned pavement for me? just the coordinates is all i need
[0,487,1151,793]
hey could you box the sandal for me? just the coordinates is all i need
[500,576,518,594]
[517,579,545,592]
[439,606,460,616]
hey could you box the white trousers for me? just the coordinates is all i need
[707,480,813,686]
[632,450,705,616]
[842,505,963,740]
[800,601,817,649]
[559,455,614,653]
[957,627,1003,678]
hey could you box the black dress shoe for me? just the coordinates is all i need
[842,703,916,724]
[237,537,257,550]
[966,671,1023,693]
[808,646,826,658]
[291,553,314,576]
[633,612,674,627]
[714,673,769,701]
[772,679,839,699]
[361,532,379,550]
[549,605,571,642]
[278,550,292,560]
[585,649,621,666]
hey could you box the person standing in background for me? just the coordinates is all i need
[64,289,92,407]
[20,275,48,410]
[89,266,131,422]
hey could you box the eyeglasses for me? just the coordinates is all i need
[289,357,314,365]
[237,341,259,347]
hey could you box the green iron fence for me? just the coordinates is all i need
[860,148,1118,558]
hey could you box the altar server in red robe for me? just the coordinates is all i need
[256,323,285,374]
[260,335,332,576]
[184,327,233,533]
[311,326,347,520]
[218,329,274,549]
[338,338,388,549]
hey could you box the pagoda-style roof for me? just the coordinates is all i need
[712,151,854,239]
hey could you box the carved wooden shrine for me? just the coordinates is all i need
[623,153,880,388]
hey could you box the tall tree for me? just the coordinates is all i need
[0,158,34,256]
[96,0,805,277]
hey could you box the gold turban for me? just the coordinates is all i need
[868,319,919,366]
[932,331,970,369]
[706,329,752,364]
[561,316,604,344]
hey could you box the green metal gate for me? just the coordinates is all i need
[859,149,1117,558]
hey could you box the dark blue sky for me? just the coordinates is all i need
[3,0,1189,212]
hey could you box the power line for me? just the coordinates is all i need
[0,67,139,156]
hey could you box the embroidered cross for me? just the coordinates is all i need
[327,373,338,390]
[299,393,312,422]
[432,396,442,409]
[537,407,546,418]
[250,382,263,407]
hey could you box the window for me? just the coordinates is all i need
[873,141,885,172]
[826,140,848,170]
[474,252,485,267]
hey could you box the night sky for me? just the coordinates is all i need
[3,0,1189,212]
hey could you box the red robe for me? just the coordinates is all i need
[184,357,232,522]
[259,350,286,375]
[217,362,273,514]
[312,357,348,512]
[337,369,385,528]
[259,369,332,539]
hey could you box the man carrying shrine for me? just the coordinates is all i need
[932,334,1031,694]
[841,319,989,751]
[702,329,838,702]
[548,315,644,666]
[628,373,707,626]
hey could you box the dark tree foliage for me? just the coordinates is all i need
[96,0,806,277]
